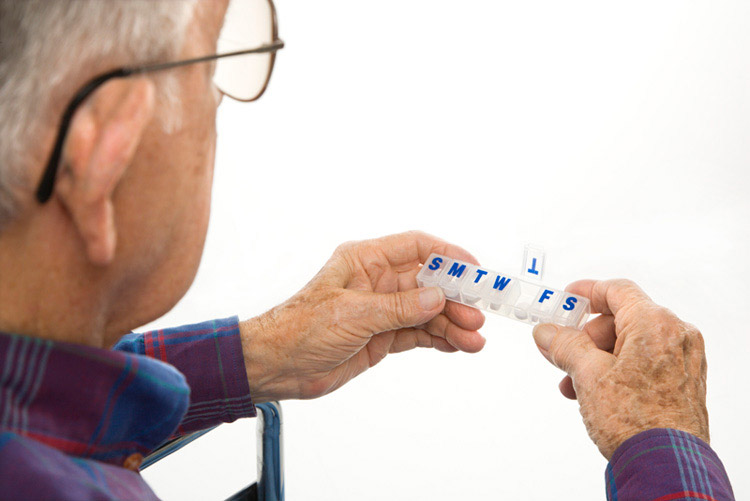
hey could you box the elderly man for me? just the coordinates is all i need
[0,0,735,499]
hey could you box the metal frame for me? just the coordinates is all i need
[142,401,284,501]
[255,402,284,500]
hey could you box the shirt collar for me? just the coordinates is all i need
[0,330,189,467]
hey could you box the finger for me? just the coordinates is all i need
[329,231,479,288]
[397,267,485,332]
[532,323,614,379]
[412,231,480,266]
[384,329,459,354]
[423,313,486,353]
[582,314,616,352]
[351,286,446,333]
[443,300,486,331]
[431,336,459,353]
[398,266,422,291]
[565,279,653,316]
[354,231,480,270]
[559,375,577,400]
[382,230,480,267]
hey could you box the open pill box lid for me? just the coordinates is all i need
[416,253,590,329]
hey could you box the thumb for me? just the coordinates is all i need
[355,287,446,333]
[533,323,613,379]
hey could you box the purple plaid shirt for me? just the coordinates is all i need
[606,428,734,500]
[0,316,255,499]
[0,316,735,499]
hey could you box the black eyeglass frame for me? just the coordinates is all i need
[35,6,283,203]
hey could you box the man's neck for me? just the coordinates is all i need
[0,212,110,347]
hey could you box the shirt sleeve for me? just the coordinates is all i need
[113,316,256,435]
[605,428,734,501]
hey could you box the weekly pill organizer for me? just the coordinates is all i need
[416,253,590,329]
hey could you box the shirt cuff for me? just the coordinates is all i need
[606,428,734,501]
[139,316,256,434]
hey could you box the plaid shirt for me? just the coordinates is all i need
[606,428,734,500]
[0,316,255,499]
[0,316,735,499]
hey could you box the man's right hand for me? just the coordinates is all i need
[532,279,709,459]
[239,231,485,404]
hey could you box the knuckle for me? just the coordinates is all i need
[647,307,677,327]
[404,229,440,249]
[682,322,706,353]
[386,293,411,326]
[609,278,647,299]
[334,240,358,255]
[438,316,453,340]
[635,305,674,333]
[611,278,638,290]
[693,330,706,353]
[609,278,643,299]
[418,330,435,348]
[683,322,704,342]
[549,333,583,371]
[404,229,427,239]
[607,279,651,315]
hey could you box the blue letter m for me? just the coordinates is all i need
[447,262,466,278]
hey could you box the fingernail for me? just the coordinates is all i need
[419,287,444,310]
[533,324,558,350]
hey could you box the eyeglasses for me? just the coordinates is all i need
[35,0,284,204]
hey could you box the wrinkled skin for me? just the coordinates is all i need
[240,231,487,403]
[533,279,708,459]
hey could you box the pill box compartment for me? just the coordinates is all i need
[416,253,590,329]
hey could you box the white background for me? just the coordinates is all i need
[143,1,750,499]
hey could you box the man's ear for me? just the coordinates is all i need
[56,77,155,266]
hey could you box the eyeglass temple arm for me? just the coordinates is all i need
[138,40,285,74]
[36,40,284,203]
[36,68,131,203]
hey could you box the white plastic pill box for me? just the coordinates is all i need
[416,254,590,329]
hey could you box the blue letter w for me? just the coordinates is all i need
[493,276,511,291]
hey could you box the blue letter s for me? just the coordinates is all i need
[428,257,443,271]
[563,296,578,311]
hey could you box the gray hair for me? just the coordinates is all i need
[0,0,197,231]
